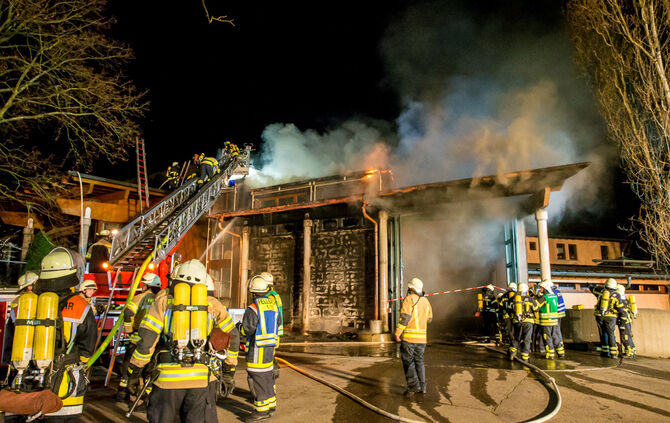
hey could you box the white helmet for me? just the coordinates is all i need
[605,278,617,290]
[173,259,207,284]
[142,273,162,288]
[616,284,625,297]
[260,272,274,285]
[249,275,270,294]
[206,275,215,293]
[518,283,529,294]
[508,282,517,292]
[79,279,98,292]
[40,247,82,279]
[539,280,553,292]
[18,271,39,290]
[486,284,494,291]
[408,278,423,295]
[99,229,111,237]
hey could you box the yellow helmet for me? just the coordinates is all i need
[408,278,423,295]
[249,275,270,294]
[79,279,98,292]
[173,259,207,284]
[40,247,81,279]
[260,272,274,285]
[18,271,39,289]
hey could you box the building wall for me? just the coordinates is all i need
[526,237,623,266]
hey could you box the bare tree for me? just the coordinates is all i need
[0,0,147,220]
[567,0,670,270]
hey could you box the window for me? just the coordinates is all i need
[568,244,578,260]
[556,243,566,260]
[645,285,660,291]
[529,241,537,251]
[600,245,609,260]
[630,284,641,291]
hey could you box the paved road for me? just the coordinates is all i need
[81,342,670,422]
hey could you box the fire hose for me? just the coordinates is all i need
[275,356,423,423]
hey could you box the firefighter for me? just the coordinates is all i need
[259,272,282,381]
[536,280,564,359]
[193,153,220,184]
[8,247,97,421]
[514,283,539,362]
[241,275,281,421]
[127,259,238,423]
[498,283,518,360]
[117,273,162,401]
[588,278,622,358]
[530,284,545,354]
[477,285,499,344]
[616,284,636,358]
[163,162,180,190]
[86,229,112,273]
[394,278,433,396]
[225,141,240,160]
[551,282,566,354]
[86,229,111,259]
[78,279,97,304]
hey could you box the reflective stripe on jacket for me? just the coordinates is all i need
[241,295,280,372]
[395,292,432,344]
[269,290,284,336]
[537,292,559,326]
[124,290,155,343]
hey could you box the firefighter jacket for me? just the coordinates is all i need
[617,297,633,325]
[395,292,433,344]
[201,156,219,171]
[241,295,280,373]
[537,292,559,326]
[227,143,240,157]
[481,290,498,313]
[516,294,539,324]
[498,291,516,320]
[130,288,238,389]
[554,287,566,318]
[588,285,623,318]
[123,290,156,344]
[85,239,111,260]
[269,290,284,336]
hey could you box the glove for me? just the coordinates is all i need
[127,364,141,395]
[219,362,235,398]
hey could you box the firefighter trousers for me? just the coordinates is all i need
[483,312,498,341]
[147,385,213,423]
[602,316,618,357]
[400,341,426,392]
[618,322,635,356]
[119,342,137,389]
[517,322,534,361]
[542,325,564,358]
[506,320,519,356]
[532,323,545,353]
[246,370,276,413]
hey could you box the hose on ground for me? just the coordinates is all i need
[275,356,423,423]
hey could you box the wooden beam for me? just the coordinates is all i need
[92,190,131,202]
[0,211,44,229]
[56,198,139,223]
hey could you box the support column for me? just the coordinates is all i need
[78,207,91,258]
[535,208,552,284]
[21,218,34,261]
[239,225,250,308]
[301,216,313,334]
[378,210,389,332]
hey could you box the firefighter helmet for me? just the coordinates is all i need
[79,279,98,292]
[408,278,423,295]
[260,272,274,285]
[142,273,162,288]
[518,283,529,294]
[99,229,111,237]
[616,284,625,297]
[173,259,207,284]
[249,275,270,294]
[508,282,517,292]
[40,247,81,279]
[18,271,39,290]
[539,280,553,292]
[485,284,494,291]
[172,161,178,167]
[605,278,617,290]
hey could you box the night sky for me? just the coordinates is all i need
[103,1,640,243]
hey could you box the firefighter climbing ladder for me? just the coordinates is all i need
[135,138,150,212]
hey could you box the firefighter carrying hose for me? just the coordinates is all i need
[588,278,623,359]
[394,278,433,396]
[514,283,539,362]
[536,280,565,360]
[127,259,238,423]
[241,275,281,422]
[616,284,636,358]
[117,273,162,402]
[8,247,97,421]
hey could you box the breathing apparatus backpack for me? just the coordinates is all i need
[10,291,64,393]
[166,282,210,366]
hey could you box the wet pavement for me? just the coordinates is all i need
[80,341,670,422]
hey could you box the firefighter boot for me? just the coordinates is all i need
[245,411,272,422]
